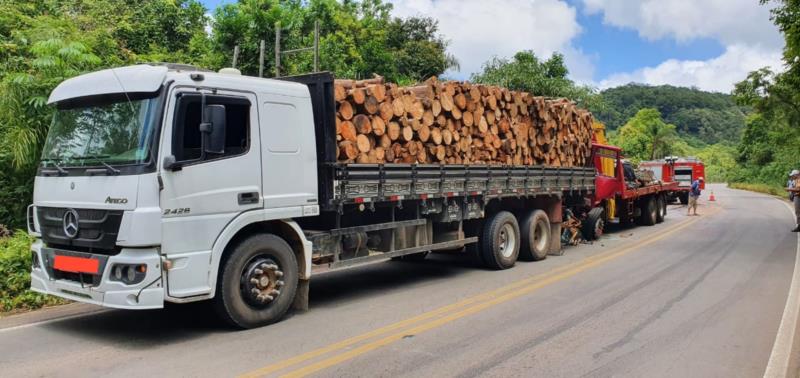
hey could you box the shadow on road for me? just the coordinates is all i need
[309,253,479,308]
[34,203,696,345]
[40,301,227,349]
[37,255,481,347]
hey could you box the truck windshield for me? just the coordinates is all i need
[40,96,159,168]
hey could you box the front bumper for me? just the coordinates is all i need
[30,240,165,309]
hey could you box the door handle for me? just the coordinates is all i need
[238,192,259,205]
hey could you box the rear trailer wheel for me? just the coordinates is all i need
[639,197,658,226]
[519,210,551,261]
[214,234,298,329]
[582,208,605,240]
[480,211,520,270]
[679,192,689,205]
[656,195,666,223]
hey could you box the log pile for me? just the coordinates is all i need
[334,76,594,167]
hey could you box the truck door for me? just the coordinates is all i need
[159,89,262,298]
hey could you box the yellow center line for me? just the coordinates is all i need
[243,207,718,378]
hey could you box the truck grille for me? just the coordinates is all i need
[37,207,123,255]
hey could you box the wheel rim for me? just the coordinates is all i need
[240,255,285,307]
[498,223,516,258]
[533,221,548,251]
[595,219,604,237]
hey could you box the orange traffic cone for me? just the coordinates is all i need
[709,191,716,201]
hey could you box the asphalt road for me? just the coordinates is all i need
[1,184,798,378]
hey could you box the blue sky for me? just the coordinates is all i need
[573,9,725,80]
[200,0,784,92]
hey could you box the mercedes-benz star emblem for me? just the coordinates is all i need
[62,209,79,239]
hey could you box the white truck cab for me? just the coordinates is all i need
[29,64,317,323]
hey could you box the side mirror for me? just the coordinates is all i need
[163,155,182,171]
[201,104,226,155]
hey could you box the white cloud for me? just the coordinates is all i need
[598,44,783,92]
[205,12,213,35]
[583,0,784,92]
[582,0,783,48]
[390,0,592,82]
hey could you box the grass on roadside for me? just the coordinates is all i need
[0,232,66,314]
[728,182,787,197]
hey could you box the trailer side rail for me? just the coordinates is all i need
[331,164,595,205]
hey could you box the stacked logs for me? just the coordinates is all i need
[334,76,594,167]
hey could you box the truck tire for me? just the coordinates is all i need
[639,197,658,226]
[519,210,550,261]
[656,195,666,223]
[213,234,298,329]
[679,192,689,205]
[480,211,520,270]
[582,208,605,240]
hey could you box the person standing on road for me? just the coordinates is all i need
[788,170,800,232]
[687,177,703,216]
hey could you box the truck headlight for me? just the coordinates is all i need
[109,264,147,285]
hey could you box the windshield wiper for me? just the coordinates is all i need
[77,155,121,175]
[99,161,121,175]
[40,159,68,176]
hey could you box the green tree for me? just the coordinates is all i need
[471,51,603,110]
[612,108,678,162]
[594,83,747,144]
[0,0,209,228]
[728,0,800,188]
[208,0,456,82]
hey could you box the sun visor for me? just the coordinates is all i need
[48,65,169,105]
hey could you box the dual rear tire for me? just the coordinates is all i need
[520,210,551,261]
[478,210,553,269]
[479,211,521,270]
[639,196,659,226]
[656,195,666,223]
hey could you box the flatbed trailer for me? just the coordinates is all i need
[280,73,596,273]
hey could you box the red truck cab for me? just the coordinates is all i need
[579,143,678,240]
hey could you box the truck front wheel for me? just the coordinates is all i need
[582,208,605,240]
[519,210,551,261]
[480,211,520,270]
[214,234,299,329]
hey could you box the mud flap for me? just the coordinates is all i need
[548,222,564,256]
[292,278,310,311]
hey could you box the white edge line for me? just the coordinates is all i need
[0,309,108,333]
[764,199,800,378]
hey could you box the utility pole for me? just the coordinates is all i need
[313,19,319,72]
[232,45,240,69]
[274,21,281,77]
[258,40,265,77]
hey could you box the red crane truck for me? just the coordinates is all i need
[576,144,679,240]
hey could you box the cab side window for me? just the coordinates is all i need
[172,94,250,162]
